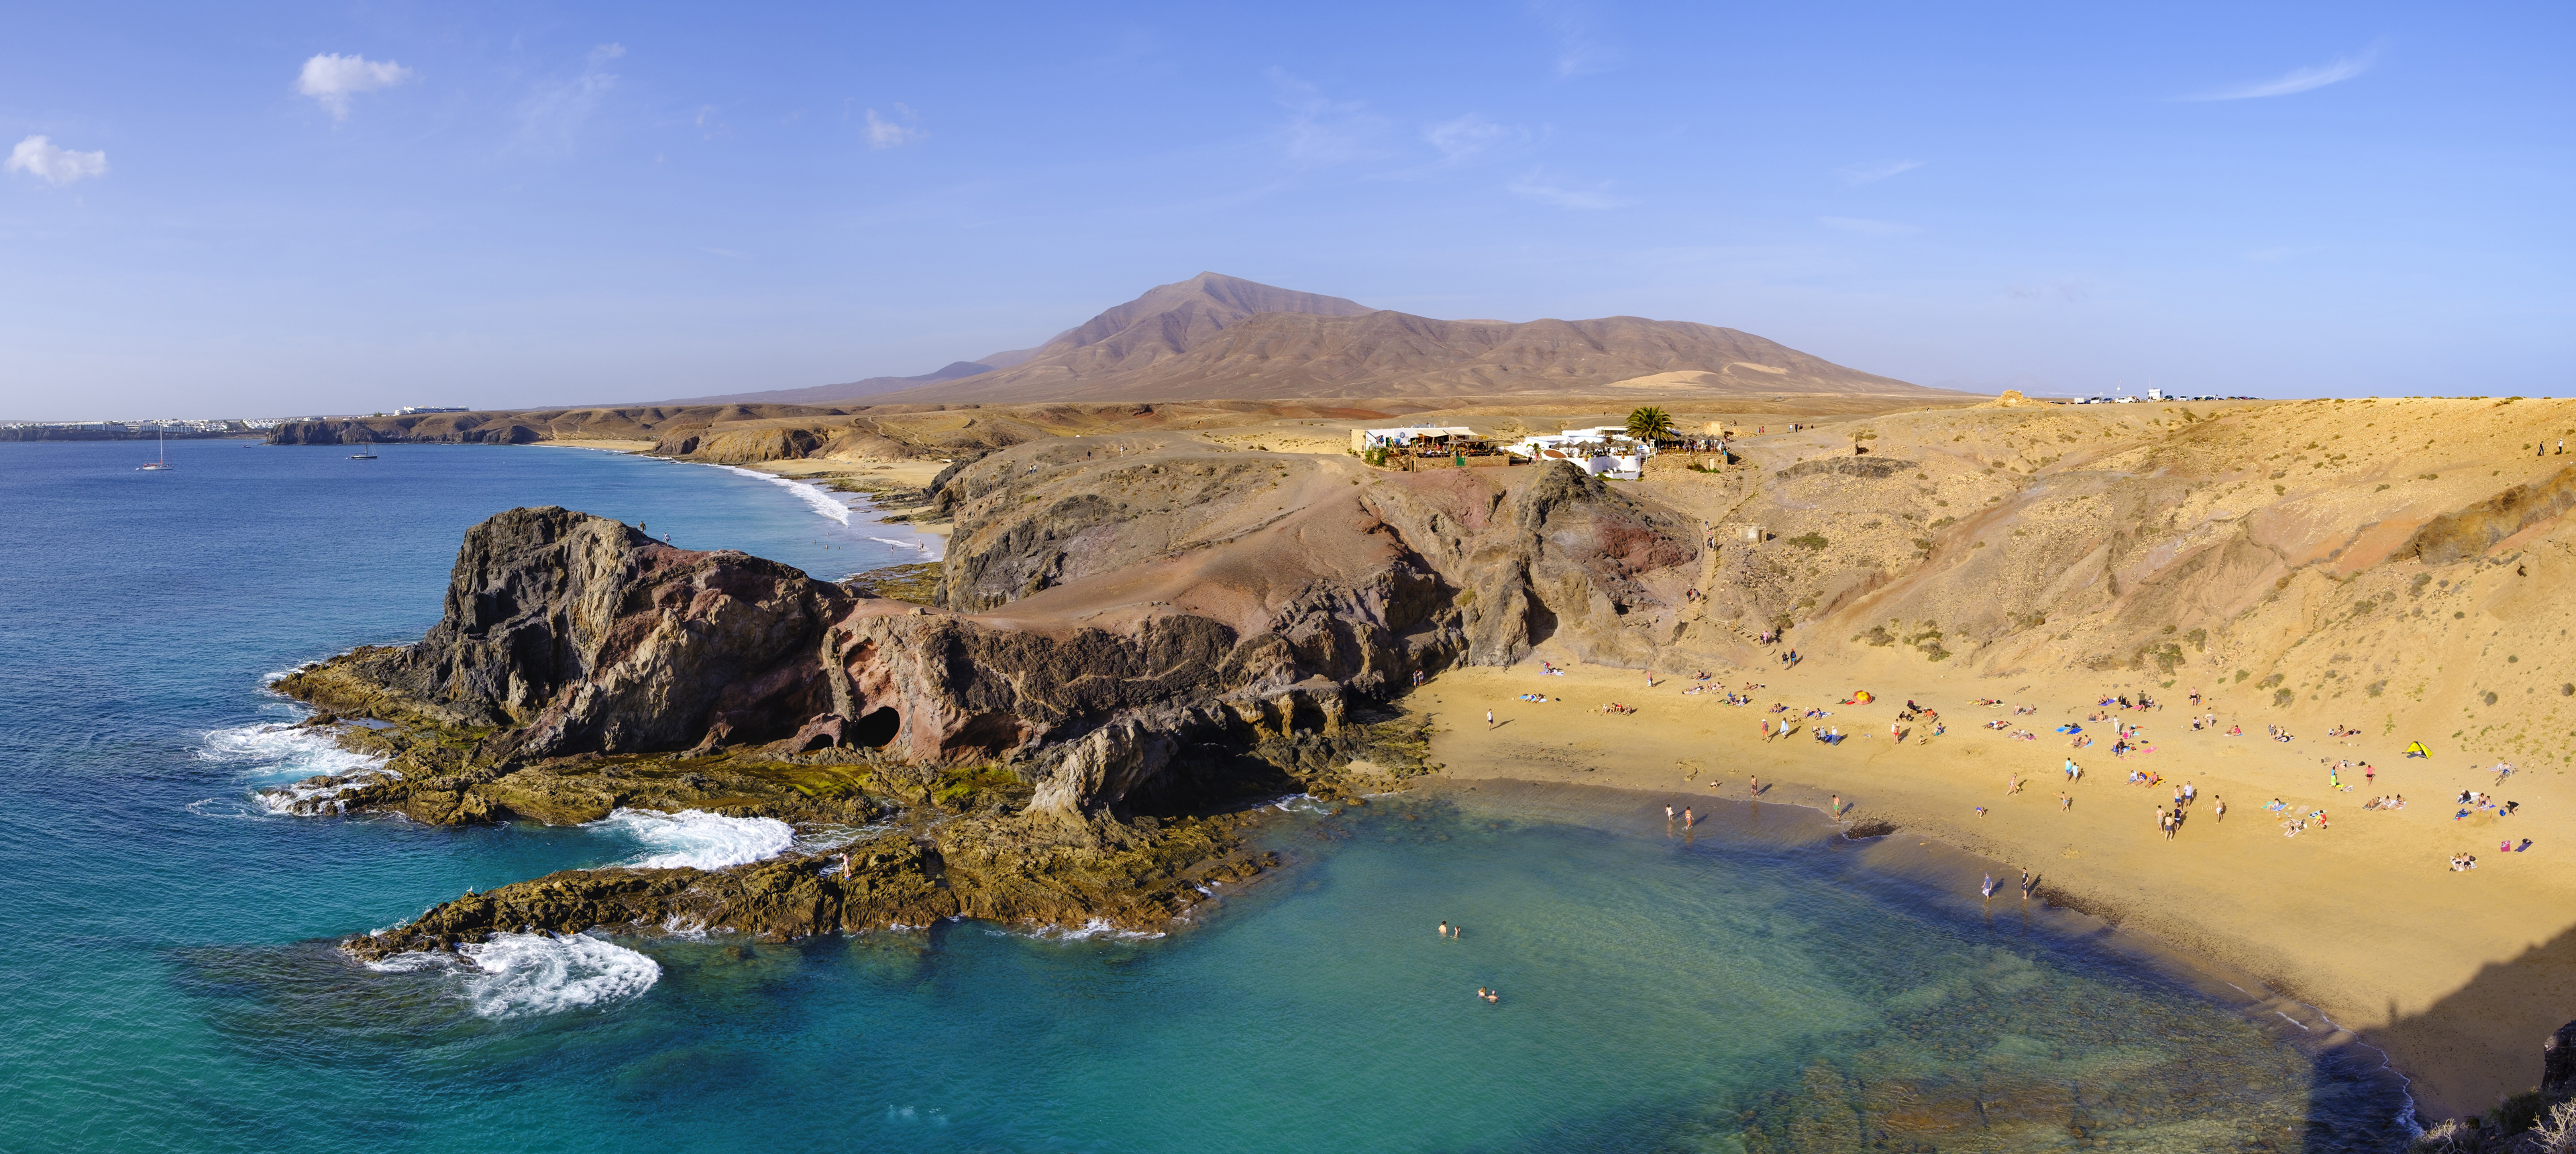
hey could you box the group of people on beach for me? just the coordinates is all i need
[1489,664,2544,880]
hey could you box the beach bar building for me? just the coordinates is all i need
[1351,425,1480,454]
[1505,425,1654,480]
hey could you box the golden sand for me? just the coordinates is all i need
[1418,658,2573,1117]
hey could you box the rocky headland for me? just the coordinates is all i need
[266,393,2576,1123]
[272,439,1697,959]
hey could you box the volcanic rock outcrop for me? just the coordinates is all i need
[283,441,1703,817]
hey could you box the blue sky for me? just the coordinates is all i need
[1,1,2568,419]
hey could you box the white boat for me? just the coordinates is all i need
[137,430,172,471]
[347,451,378,460]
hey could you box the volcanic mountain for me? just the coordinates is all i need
[677,272,1937,407]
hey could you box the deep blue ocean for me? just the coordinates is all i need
[0,440,2412,1152]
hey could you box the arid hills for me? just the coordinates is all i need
[266,327,2576,1126]
[542,271,1939,411]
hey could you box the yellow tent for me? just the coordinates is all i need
[2404,741,2430,758]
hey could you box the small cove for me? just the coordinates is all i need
[0,440,2413,1151]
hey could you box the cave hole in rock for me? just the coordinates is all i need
[1524,598,1560,648]
[851,706,901,748]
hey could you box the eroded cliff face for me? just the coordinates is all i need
[278,502,1450,818]
[279,433,1711,824]
[927,436,1703,672]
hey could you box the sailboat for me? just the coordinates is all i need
[347,448,378,460]
[137,429,172,471]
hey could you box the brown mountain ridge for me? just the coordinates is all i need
[670,272,1943,407]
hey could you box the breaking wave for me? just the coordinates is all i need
[199,721,386,785]
[717,466,852,526]
[201,720,400,815]
[1271,793,1332,814]
[865,533,943,561]
[587,808,797,871]
[1012,919,1167,943]
[455,932,661,1018]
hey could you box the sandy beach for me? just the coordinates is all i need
[1415,658,2575,1118]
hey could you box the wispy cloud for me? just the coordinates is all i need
[517,44,622,154]
[1819,216,1918,236]
[1527,1,1621,77]
[865,105,926,148]
[1424,115,1532,163]
[1507,168,1633,210]
[2184,41,2383,101]
[1269,70,1384,166]
[297,53,415,121]
[7,136,108,185]
[1837,158,1923,186]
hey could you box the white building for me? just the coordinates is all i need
[1352,425,1477,453]
[1505,425,1654,480]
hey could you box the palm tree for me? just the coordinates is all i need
[1625,405,1674,443]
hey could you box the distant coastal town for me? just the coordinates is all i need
[0,406,466,440]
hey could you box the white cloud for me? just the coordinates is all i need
[1424,114,1531,162]
[2184,41,2383,101]
[1267,70,1383,166]
[517,44,623,153]
[297,53,415,120]
[865,105,926,149]
[1507,168,1633,210]
[1837,158,1923,186]
[7,136,108,185]
[1819,215,1919,236]
[1527,1,1621,77]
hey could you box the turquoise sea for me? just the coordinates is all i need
[0,440,2414,1152]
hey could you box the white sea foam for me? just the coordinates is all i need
[716,466,853,525]
[864,533,944,560]
[202,720,400,815]
[588,807,797,870]
[455,932,661,1018]
[1271,793,1330,813]
[200,721,388,783]
[361,950,453,975]
[1022,918,1165,942]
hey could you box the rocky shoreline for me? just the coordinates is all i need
[264,499,1454,959]
[270,698,1405,961]
[259,417,1700,961]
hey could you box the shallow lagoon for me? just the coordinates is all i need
[0,441,2410,1151]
